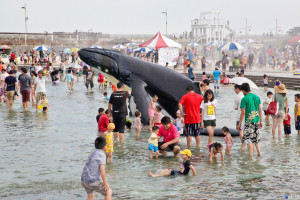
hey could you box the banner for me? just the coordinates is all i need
[158,47,179,66]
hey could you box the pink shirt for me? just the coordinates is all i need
[158,124,179,142]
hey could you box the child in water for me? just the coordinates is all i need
[283,108,291,137]
[148,149,196,177]
[207,142,224,162]
[222,126,233,155]
[173,110,184,135]
[133,111,142,137]
[148,126,160,159]
[41,94,48,113]
[153,105,163,126]
[262,91,273,126]
[148,95,158,130]
[105,123,115,163]
[103,92,109,102]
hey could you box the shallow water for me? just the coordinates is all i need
[1,77,300,200]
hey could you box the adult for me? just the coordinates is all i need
[71,52,76,63]
[30,71,37,106]
[234,84,246,150]
[237,83,262,157]
[221,52,228,71]
[157,116,181,157]
[86,68,95,92]
[248,53,254,70]
[4,70,17,110]
[179,86,204,148]
[34,70,46,112]
[201,57,206,71]
[0,68,9,104]
[272,84,288,139]
[50,69,59,82]
[19,68,32,110]
[187,64,196,81]
[212,68,221,92]
[108,82,130,145]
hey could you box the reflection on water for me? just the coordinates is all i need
[0,79,300,199]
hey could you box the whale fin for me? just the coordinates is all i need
[129,78,150,125]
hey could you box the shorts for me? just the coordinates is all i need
[170,170,181,175]
[113,116,126,133]
[284,125,291,135]
[21,90,31,102]
[203,120,216,128]
[43,107,47,111]
[214,80,220,89]
[81,181,106,195]
[243,122,260,144]
[184,123,201,137]
[86,79,94,88]
[36,92,45,101]
[272,110,285,119]
[158,141,180,151]
[264,84,268,86]
[148,143,158,152]
[6,91,15,102]
[67,82,72,87]
[295,116,300,130]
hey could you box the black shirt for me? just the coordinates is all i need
[5,76,17,91]
[109,91,129,118]
[180,160,191,175]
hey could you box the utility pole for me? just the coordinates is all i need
[21,4,28,46]
[245,18,248,37]
[162,9,167,35]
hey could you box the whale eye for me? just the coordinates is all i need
[105,69,109,73]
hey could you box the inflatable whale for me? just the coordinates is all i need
[78,48,200,124]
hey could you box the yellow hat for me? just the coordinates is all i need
[180,149,192,157]
[107,123,115,130]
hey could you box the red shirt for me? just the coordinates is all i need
[179,92,204,124]
[98,114,109,132]
[11,53,15,60]
[158,124,179,143]
[283,114,291,125]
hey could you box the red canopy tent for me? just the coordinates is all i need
[287,35,300,44]
[139,32,181,50]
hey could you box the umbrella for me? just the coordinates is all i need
[67,63,82,69]
[206,40,222,46]
[33,45,52,51]
[217,42,244,51]
[112,44,126,49]
[229,77,258,90]
[139,32,181,49]
[69,48,80,53]
[133,47,153,53]
[243,39,254,43]
[188,43,200,47]
[64,48,70,54]
[89,45,102,48]
[126,42,137,46]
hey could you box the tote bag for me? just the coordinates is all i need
[266,93,278,115]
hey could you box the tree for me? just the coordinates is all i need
[287,27,300,36]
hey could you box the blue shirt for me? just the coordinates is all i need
[66,74,73,82]
[213,70,221,80]
[188,67,194,79]
[81,149,106,184]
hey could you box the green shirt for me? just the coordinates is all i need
[233,59,240,67]
[240,93,261,123]
[275,93,287,111]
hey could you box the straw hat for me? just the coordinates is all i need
[275,84,286,93]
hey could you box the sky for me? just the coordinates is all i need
[2,0,300,35]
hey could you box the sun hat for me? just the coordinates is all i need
[107,123,115,130]
[275,84,286,94]
[180,149,192,157]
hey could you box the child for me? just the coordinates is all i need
[263,74,268,91]
[148,126,160,159]
[173,110,184,135]
[104,123,115,163]
[133,111,142,137]
[96,107,105,123]
[66,69,74,92]
[148,149,196,177]
[98,73,104,89]
[294,94,300,135]
[148,95,158,130]
[222,75,230,86]
[283,108,291,137]
[153,105,163,126]
[222,126,233,155]
[103,92,109,101]
[202,72,207,82]
[207,142,224,162]
[41,94,48,113]
[262,91,273,126]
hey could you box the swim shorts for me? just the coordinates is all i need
[81,181,106,195]
[158,141,180,151]
[184,123,201,137]
[284,125,291,135]
[243,122,260,144]
[295,116,300,130]
[21,90,30,102]
[148,143,158,152]
[113,116,126,133]
[170,170,181,175]
[203,120,216,128]
[85,79,94,88]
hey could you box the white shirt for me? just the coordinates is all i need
[35,77,46,93]
[263,97,272,111]
[200,99,218,120]
[0,72,9,89]
[35,65,43,74]
[234,91,244,121]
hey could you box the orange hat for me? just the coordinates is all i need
[107,123,115,130]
